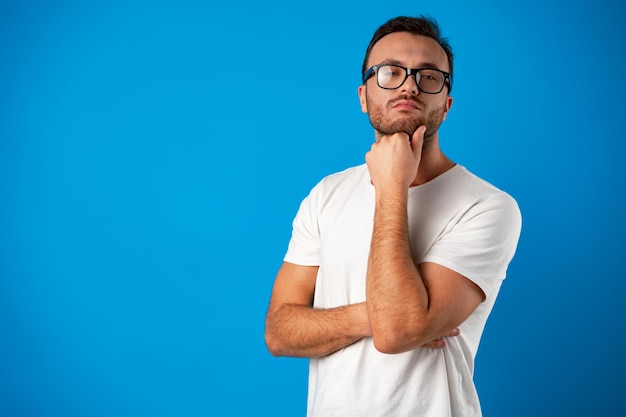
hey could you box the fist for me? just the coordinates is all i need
[366,126,426,189]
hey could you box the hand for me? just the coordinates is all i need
[419,328,460,349]
[366,126,426,189]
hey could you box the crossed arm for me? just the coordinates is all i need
[264,263,370,358]
[265,128,485,358]
[264,262,463,358]
[365,177,483,354]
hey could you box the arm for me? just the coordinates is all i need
[265,261,459,358]
[365,127,484,354]
[264,261,371,358]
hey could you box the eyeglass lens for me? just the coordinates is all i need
[377,65,445,93]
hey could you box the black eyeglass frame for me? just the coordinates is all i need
[362,64,452,94]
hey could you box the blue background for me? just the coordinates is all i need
[1,0,624,416]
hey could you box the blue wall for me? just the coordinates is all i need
[1,0,625,415]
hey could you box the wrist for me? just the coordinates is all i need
[375,184,408,207]
[354,302,372,337]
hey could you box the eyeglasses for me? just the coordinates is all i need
[363,64,451,94]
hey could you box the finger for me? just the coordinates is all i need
[445,327,461,337]
[411,125,426,143]
[420,328,461,349]
[410,126,426,154]
[381,132,410,143]
[421,338,446,349]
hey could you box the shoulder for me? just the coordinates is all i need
[452,166,519,208]
[455,165,507,192]
[423,165,521,237]
[319,164,368,187]
[309,164,369,197]
[294,164,368,211]
[453,165,522,236]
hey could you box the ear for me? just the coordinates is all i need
[357,84,368,113]
[441,95,453,121]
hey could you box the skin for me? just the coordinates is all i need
[265,31,483,358]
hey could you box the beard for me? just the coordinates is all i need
[366,93,447,144]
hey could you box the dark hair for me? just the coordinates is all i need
[362,16,454,92]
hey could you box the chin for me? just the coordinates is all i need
[389,121,422,137]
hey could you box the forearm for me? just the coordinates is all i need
[265,302,370,358]
[366,187,432,352]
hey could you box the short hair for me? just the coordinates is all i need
[361,16,454,92]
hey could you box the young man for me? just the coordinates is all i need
[265,16,522,417]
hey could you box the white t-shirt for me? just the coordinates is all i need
[284,164,522,417]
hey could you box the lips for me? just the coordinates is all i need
[391,99,421,111]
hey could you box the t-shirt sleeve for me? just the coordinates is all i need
[422,192,522,297]
[283,184,322,266]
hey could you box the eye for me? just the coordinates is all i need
[419,70,443,82]
[380,66,403,78]
[389,66,405,77]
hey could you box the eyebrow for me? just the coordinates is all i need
[379,58,446,71]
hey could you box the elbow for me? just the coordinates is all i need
[264,309,284,357]
[265,336,282,357]
[372,332,413,354]
[264,329,284,357]
[371,322,430,354]
[372,336,400,354]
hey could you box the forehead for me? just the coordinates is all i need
[368,32,449,71]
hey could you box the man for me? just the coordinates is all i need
[265,15,522,417]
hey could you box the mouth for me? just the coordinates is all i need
[391,99,421,111]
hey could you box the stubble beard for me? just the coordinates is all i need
[366,94,447,147]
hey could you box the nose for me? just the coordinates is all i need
[400,73,420,95]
